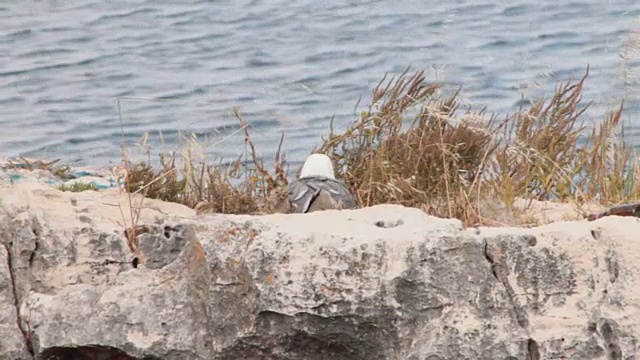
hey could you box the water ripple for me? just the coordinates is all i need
[1,0,640,166]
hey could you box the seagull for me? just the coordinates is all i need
[267,153,358,214]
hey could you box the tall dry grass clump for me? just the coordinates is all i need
[317,69,498,224]
[113,66,640,227]
[490,67,638,209]
[121,108,288,215]
[490,70,590,205]
[319,67,640,225]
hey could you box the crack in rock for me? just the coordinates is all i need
[527,338,540,360]
[41,345,156,360]
[483,239,530,329]
[2,242,34,356]
[600,319,622,360]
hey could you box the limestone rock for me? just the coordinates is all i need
[0,246,32,359]
[23,224,212,360]
[0,180,639,359]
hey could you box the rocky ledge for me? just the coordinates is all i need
[0,180,636,359]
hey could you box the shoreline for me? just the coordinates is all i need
[0,157,124,191]
[1,68,634,228]
[0,155,608,228]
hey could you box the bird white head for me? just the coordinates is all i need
[299,153,336,180]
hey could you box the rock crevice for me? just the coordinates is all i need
[2,241,34,357]
[483,237,531,329]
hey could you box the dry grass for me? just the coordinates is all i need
[121,108,288,217]
[114,67,638,227]
[6,156,75,180]
[490,67,637,210]
[317,68,498,225]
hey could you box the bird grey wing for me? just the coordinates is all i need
[288,179,321,213]
[324,179,358,209]
[298,176,358,211]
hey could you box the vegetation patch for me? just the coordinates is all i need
[57,182,98,192]
[12,67,635,227]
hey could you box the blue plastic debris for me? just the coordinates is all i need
[1,159,123,191]
[73,170,95,177]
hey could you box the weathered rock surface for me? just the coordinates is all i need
[0,180,638,359]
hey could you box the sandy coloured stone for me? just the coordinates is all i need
[0,179,638,359]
